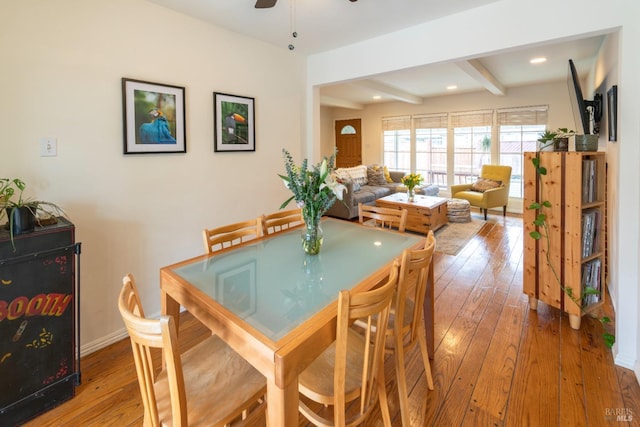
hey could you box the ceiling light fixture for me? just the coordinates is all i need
[288,0,297,51]
[447,85,458,90]
[530,57,547,64]
[372,95,381,100]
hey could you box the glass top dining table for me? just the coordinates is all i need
[160,217,426,426]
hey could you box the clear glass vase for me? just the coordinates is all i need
[301,220,323,255]
[407,188,415,202]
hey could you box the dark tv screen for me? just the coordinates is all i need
[568,59,590,134]
[568,59,602,135]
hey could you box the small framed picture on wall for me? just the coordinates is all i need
[214,92,255,152]
[122,78,186,154]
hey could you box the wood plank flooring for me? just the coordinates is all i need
[23,214,640,426]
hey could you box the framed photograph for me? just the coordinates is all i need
[607,85,618,142]
[217,260,257,318]
[122,78,186,154]
[214,92,255,152]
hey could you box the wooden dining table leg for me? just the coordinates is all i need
[161,290,181,327]
[267,377,299,426]
[423,261,435,359]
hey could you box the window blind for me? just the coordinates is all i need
[497,106,548,125]
[450,110,493,127]
[382,116,411,131]
[414,114,448,129]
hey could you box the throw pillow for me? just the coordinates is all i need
[383,166,393,183]
[470,178,502,193]
[335,168,351,181]
[367,166,387,186]
[339,165,368,185]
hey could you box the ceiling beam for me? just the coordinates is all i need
[320,96,364,110]
[352,79,423,104]
[455,59,506,96]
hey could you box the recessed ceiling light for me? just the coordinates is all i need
[447,85,457,90]
[372,95,381,100]
[530,57,547,64]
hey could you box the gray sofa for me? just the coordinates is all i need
[325,169,439,220]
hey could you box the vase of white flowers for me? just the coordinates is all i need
[279,149,347,255]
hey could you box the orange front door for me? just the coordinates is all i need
[335,119,362,168]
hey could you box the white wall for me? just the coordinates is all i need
[0,0,306,352]
[308,0,640,375]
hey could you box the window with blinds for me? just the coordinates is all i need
[382,116,411,172]
[415,114,448,187]
[498,106,548,197]
[379,106,548,202]
[452,110,493,184]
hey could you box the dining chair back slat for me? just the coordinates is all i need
[203,218,263,254]
[358,203,408,232]
[261,208,303,235]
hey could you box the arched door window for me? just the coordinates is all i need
[340,125,357,135]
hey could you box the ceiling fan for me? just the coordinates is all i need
[255,0,356,8]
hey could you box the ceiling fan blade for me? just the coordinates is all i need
[255,0,277,8]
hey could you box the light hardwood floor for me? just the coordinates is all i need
[24,214,640,426]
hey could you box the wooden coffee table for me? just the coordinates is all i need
[376,193,448,234]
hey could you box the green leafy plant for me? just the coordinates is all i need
[528,147,614,348]
[537,127,575,150]
[1,178,67,250]
[278,149,347,215]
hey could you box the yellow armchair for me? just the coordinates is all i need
[450,165,512,220]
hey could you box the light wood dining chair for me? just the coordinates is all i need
[202,218,263,254]
[261,207,303,235]
[297,261,399,427]
[118,274,266,427]
[358,203,408,232]
[388,231,436,426]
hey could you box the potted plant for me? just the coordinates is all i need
[0,178,67,249]
[537,128,575,152]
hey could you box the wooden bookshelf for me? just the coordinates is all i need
[523,151,606,329]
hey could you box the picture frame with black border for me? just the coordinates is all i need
[122,78,186,154]
[214,92,255,152]
[607,85,617,142]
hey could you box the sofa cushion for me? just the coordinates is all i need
[336,165,368,185]
[351,189,376,206]
[361,185,394,199]
[383,166,393,183]
[470,178,502,193]
[367,166,387,186]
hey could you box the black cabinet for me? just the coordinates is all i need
[0,218,80,426]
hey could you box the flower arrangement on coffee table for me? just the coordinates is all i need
[401,173,423,202]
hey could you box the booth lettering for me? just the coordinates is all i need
[0,293,73,321]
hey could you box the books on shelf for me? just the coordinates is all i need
[581,258,602,306]
[581,208,601,258]
[582,158,597,204]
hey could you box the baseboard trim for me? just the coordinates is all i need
[80,307,185,356]
[81,328,128,356]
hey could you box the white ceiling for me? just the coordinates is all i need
[145,0,605,108]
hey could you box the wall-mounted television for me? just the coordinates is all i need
[568,59,602,135]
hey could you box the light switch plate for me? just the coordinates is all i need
[40,137,57,157]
